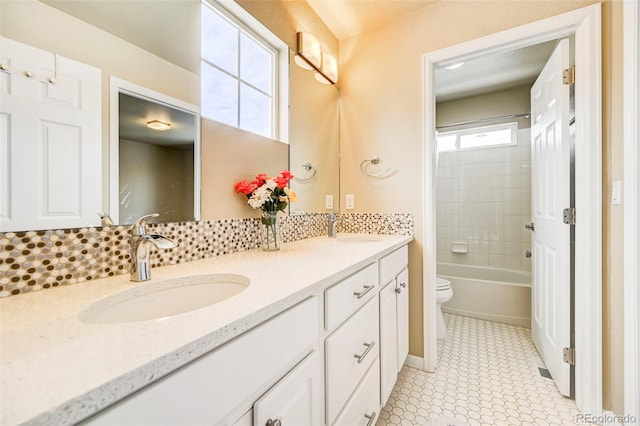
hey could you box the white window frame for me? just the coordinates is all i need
[436,122,518,152]
[201,0,289,143]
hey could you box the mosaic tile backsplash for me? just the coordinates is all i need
[0,213,413,298]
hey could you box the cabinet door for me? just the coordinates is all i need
[254,351,323,426]
[379,280,397,406]
[396,268,409,372]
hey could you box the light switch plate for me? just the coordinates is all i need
[345,194,355,210]
[325,195,334,209]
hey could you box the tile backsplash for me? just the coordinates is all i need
[0,213,413,298]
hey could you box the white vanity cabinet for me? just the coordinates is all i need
[84,297,319,426]
[378,246,409,406]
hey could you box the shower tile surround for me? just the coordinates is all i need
[0,213,413,298]
[437,129,532,271]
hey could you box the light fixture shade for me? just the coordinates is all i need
[296,32,321,69]
[321,53,338,84]
[146,120,171,131]
[314,71,331,85]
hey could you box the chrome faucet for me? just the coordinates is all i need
[130,213,178,282]
[328,213,352,238]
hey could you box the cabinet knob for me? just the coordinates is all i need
[24,70,35,78]
[266,419,281,426]
[395,287,402,294]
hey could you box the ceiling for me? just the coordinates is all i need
[307,0,557,101]
[307,0,438,41]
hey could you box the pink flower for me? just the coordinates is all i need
[234,180,257,195]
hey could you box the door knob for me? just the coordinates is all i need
[524,223,535,231]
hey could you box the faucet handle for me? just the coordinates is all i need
[131,213,159,236]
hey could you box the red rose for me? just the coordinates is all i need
[275,176,288,188]
[279,170,294,180]
[234,180,257,195]
[255,173,270,182]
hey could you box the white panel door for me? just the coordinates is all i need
[530,38,571,397]
[0,37,101,231]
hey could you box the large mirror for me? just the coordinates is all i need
[0,0,339,232]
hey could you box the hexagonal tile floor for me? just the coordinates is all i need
[377,313,580,425]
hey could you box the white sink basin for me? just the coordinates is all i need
[336,235,383,243]
[78,274,250,324]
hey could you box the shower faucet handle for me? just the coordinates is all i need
[524,222,535,231]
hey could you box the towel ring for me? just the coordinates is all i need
[360,156,392,177]
[294,162,317,182]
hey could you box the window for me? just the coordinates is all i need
[201,1,281,139]
[436,122,518,152]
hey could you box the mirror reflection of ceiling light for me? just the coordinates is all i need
[146,120,171,131]
[444,62,465,70]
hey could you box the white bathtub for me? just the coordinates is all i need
[438,263,532,328]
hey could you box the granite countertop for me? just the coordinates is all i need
[0,234,412,426]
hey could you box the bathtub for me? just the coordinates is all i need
[438,263,532,328]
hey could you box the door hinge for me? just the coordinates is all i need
[563,207,576,225]
[563,347,575,365]
[563,66,575,85]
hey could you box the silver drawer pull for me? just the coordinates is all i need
[266,419,281,426]
[364,411,377,426]
[354,341,375,363]
[400,282,407,288]
[353,284,374,299]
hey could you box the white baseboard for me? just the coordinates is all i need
[405,354,424,370]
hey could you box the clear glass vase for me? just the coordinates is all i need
[260,211,280,251]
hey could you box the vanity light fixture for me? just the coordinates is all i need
[146,120,171,131]
[295,32,322,70]
[295,32,338,85]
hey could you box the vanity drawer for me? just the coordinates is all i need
[332,359,380,426]
[325,296,379,425]
[325,262,378,331]
[380,245,408,285]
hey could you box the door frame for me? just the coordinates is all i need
[624,0,639,422]
[422,4,602,415]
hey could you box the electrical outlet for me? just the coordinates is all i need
[325,195,334,209]
[346,194,355,210]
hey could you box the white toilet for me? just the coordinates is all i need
[436,277,453,340]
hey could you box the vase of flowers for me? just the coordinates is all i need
[234,170,297,251]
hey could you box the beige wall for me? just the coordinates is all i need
[339,0,623,412]
[201,119,289,219]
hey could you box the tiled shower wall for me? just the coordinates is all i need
[0,213,413,298]
[436,128,532,271]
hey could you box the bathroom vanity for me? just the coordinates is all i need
[0,234,411,425]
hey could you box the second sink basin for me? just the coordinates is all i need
[78,274,250,324]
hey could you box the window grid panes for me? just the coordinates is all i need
[201,2,276,138]
[437,122,518,152]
